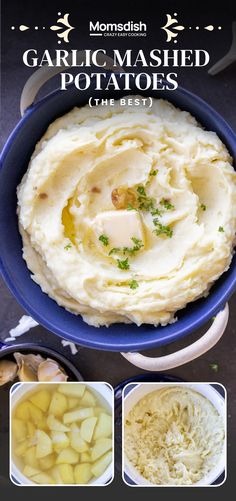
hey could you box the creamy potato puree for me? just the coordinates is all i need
[124,386,225,485]
[17,97,236,327]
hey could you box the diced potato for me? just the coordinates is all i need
[91,451,112,478]
[80,390,97,407]
[80,452,92,463]
[68,398,79,410]
[63,407,94,425]
[94,413,112,440]
[56,447,79,465]
[31,472,55,485]
[15,401,31,420]
[12,384,113,484]
[35,430,52,458]
[39,453,56,470]
[93,406,105,417]
[28,402,44,424]
[23,465,41,478]
[35,417,48,431]
[50,465,63,484]
[69,429,89,453]
[27,421,36,439]
[70,422,79,431]
[51,431,69,453]
[91,438,112,461]
[74,463,92,484]
[58,464,74,484]
[12,418,27,442]
[48,392,67,417]
[58,383,86,398]
[14,439,29,457]
[24,446,39,469]
[29,390,51,412]
[80,417,97,443]
[47,415,70,432]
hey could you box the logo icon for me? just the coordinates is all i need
[50,13,75,43]
[161,14,184,42]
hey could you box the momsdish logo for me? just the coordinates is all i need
[89,20,147,37]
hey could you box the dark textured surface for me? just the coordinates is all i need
[1,0,236,498]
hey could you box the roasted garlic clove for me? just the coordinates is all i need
[111,186,138,210]
[0,359,18,386]
[18,360,38,382]
[37,359,68,382]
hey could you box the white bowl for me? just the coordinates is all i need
[10,382,114,486]
[123,383,226,487]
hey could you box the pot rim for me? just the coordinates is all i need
[0,342,83,381]
[0,77,236,352]
[122,382,226,487]
[10,381,114,486]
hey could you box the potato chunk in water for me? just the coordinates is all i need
[11,383,113,485]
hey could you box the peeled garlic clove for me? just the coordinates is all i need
[37,359,68,382]
[18,360,38,382]
[0,359,18,386]
[14,352,45,375]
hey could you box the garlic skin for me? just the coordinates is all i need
[18,361,38,382]
[0,360,18,386]
[37,359,68,382]
[14,352,44,374]
[14,352,44,382]
[0,352,69,385]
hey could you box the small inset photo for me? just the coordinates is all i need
[10,382,114,486]
[122,382,226,487]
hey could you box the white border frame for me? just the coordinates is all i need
[10,381,114,487]
[122,382,227,488]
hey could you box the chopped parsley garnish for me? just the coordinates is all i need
[117,258,130,270]
[149,169,158,176]
[129,279,139,289]
[109,237,144,257]
[136,185,175,218]
[127,203,137,211]
[209,362,219,373]
[200,203,207,211]
[125,237,144,255]
[99,234,109,246]
[136,185,155,212]
[137,186,146,196]
[153,219,173,238]
[136,185,176,238]
[160,198,175,210]
[64,243,72,250]
[151,208,162,217]
[109,247,121,256]
[218,226,224,232]
[139,197,155,212]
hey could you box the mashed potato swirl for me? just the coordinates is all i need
[17,97,236,327]
[124,386,225,485]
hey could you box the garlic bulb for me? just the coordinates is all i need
[0,359,18,386]
[37,359,68,382]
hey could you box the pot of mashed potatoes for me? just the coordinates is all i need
[17,97,236,327]
[124,385,225,485]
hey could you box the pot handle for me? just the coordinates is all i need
[20,51,123,116]
[120,304,229,371]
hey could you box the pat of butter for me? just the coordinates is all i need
[93,210,144,248]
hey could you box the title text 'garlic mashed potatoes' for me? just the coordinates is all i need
[17,98,236,327]
[124,386,225,485]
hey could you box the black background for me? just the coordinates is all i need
[1,0,236,499]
